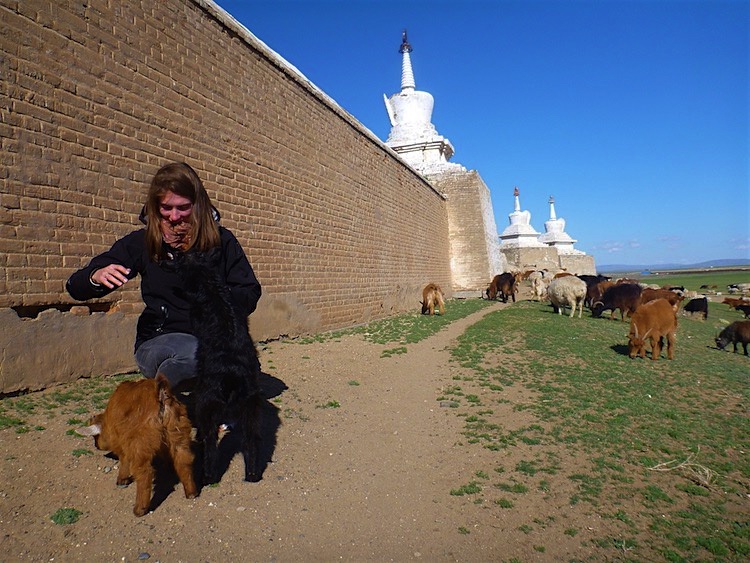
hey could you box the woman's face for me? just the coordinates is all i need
[159,191,193,224]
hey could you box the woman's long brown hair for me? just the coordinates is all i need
[144,162,221,260]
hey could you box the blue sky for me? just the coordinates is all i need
[214,0,748,267]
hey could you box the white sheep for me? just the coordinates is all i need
[528,271,550,301]
[547,276,587,318]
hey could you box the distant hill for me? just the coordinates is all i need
[598,258,750,274]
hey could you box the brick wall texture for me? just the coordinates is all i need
[0,0,454,392]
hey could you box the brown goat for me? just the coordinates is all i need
[587,280,614,309]
[628,298,678,360]
[77,374,197,516]
[640,288,684,309]
[421,283,445,315]
[722,297,749,309]
[487,272,519,303]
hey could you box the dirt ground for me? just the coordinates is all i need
[2,294,637,562]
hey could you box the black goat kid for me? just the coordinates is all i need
[165,248,263,485]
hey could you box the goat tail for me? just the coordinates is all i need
[155,372,177,415]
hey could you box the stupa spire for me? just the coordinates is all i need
[399,30,415,91]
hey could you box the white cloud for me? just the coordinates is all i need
[593,240,641,254]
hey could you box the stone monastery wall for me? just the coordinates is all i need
[0,0,452,393]
[430,170,506,291]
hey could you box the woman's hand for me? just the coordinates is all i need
[91,264,131,289]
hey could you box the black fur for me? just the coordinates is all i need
[166,248,263,484]
[716,320,750,355]
[683,296,708,320]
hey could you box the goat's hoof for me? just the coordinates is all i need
[133,506,149,517]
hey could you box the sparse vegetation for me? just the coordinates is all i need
[318,400,341,409]
[50,507,82,525]
[442,288,750,560]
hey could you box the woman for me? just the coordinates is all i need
[66,162,261,388]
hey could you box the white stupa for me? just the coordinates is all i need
[538,196,583,254]
[499,187,544,247]
[383,31,464,174]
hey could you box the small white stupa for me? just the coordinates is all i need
[538,196,583,254]
[383,31,464,175]
[499,187,544,248]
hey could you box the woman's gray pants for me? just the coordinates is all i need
[134,332,198,389]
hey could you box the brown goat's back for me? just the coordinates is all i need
[421,283,445,315]
[78,374,197,516]
[628,298,678,360]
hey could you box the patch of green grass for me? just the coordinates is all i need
[72,449,93,457]
[381,346,407,358]
[318,400,341,409]
[569,473,604,505]
[642,484,673,505]
[676,483,710,497]
[516,460,540,476]
[50,508,82,525]
[495,481,529,494]
[0,413,25,430]
[450,481,482,496]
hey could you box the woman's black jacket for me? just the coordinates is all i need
[66,227,261,351]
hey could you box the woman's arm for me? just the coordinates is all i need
[65,230,143,301]
[221,229,262,317]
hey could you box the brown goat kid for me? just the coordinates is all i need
[421,283,445,315]
[77,374,197,516]
[627,298,678,360]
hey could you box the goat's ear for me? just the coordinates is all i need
[76,424,101,437]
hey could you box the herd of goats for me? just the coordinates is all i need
[421,271,750,362]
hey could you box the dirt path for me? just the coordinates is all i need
[3,301,546,562]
